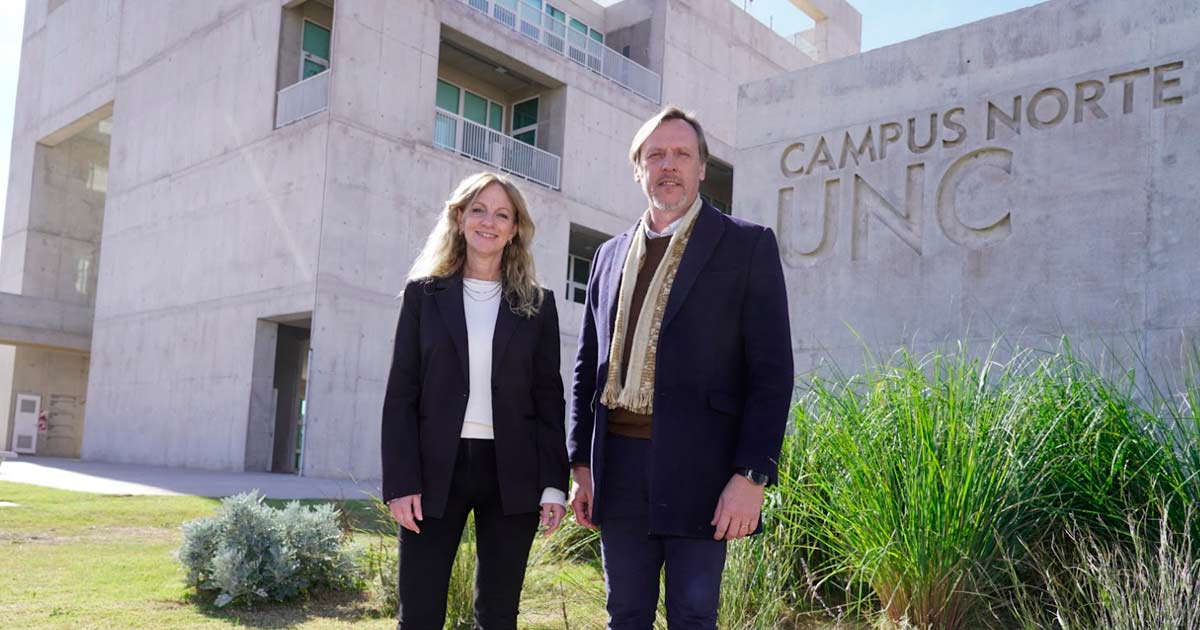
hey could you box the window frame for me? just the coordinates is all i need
[300,19,332,81]
[566,253,591,305]
[435,77,506,132]
[511,95,540,147]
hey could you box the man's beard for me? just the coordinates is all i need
[649,190,691,214]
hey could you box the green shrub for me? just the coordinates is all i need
[177,491,361,607]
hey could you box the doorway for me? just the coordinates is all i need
[245,316,311,474]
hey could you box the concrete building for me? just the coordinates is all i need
[736,0,1199,385]
[0,0,860,476]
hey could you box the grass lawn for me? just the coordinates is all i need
[0,481,617,629]
[0,480,854,629]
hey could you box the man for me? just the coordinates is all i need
[567,106,793,629]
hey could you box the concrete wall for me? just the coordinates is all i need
[24,129,107,306]
[0,0,119,460]
[81,0,324,469]
[11,346,88,457]
[790,0,862,62]
[0,346,13,450]
[3,0,119,293]
[5,0,849,475]
[661,0,817,162]
[736,0,1200,384]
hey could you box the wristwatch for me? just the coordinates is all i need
[735,467,769,486]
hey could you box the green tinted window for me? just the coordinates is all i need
[303,59,326,79]
[545,5,565,21]
[436,80,460,113]
[302,22,331,60]
[514,129,536,146]
[569,18,587,33]
[512,98,539,130]
[590,28,603,43]
[572,257,591,284]
[489,103,503,131]
[462,91,488,125]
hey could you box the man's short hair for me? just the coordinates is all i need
[628,106,710,166]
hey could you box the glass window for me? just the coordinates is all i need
[489,102,503,132]
[572,255,591,284]
[512,97,539,147]
[513,130,536,146]
[512,98,539,130]
[567,224,610,305]
[462,91,489,126]
[545,4,565,21]
[302,22,331,61]
[302,59,326,79]
[436,80,460,113]
[567,255,590,304]
[589,28,604,43]
[569,17,587,34]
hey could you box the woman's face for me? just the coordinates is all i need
[459,182,517,262]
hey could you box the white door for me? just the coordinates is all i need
[12,394,40,454]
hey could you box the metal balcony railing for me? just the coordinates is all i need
[433,109,562,189]
[275,69,331,128]
[458,0,662,104]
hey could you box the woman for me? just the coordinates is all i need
[381,172,569,630]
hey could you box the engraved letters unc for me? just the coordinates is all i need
[775,61,1186,267]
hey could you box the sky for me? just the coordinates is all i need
[737,0,1042,50]
[1,0,25,262]
[0,0,1043,260]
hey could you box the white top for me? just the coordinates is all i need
[460,278,565,507]
[461,279,501,440]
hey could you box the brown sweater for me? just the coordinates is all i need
[607,234,671,439]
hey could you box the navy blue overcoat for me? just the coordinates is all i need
[567,202,794,538]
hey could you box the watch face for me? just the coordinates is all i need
[744,470,768,485]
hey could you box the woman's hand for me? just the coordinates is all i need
[539,502,566,536]
[389,494,424,534]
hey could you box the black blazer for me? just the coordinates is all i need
[568,202,794,537]
[381,274,568,518]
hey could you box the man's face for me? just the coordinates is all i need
[635,118,707,215]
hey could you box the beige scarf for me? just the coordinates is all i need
[600,198,703,414]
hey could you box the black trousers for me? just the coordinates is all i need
[397,439,538,630]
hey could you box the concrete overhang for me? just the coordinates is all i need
[0,293,93,353]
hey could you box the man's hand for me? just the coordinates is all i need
[710,475,765,540]
[569,465,596,530]
[540,503,567,535]
[389,494,423,534]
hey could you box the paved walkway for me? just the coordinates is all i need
[0,456,381,500]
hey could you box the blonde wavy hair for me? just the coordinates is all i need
[407,172,544,317]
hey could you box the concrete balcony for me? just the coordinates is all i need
[433,109,562,190]
[0,293,93,353]
[458,0,662,104]
[275,68,330,129]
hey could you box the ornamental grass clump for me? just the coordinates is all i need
[178,491,361,607]
[1004,506,1200,630]
[789,345,1065,628]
